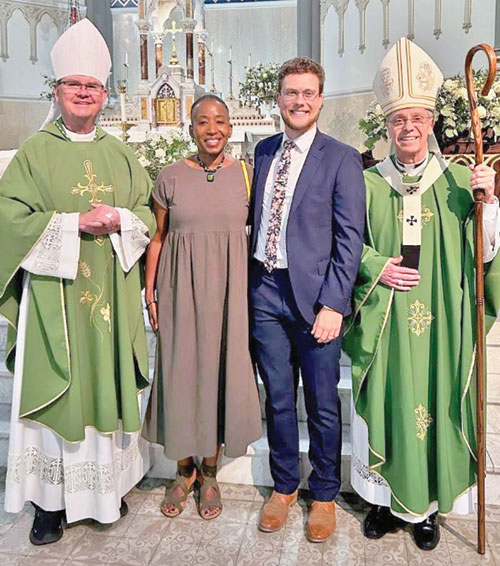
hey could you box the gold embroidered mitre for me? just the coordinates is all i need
[373,37,443,116]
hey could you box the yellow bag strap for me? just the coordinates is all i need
[240,159,251,202]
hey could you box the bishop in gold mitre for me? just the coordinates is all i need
[344,37,500,551]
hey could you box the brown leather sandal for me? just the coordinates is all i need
[161,462,196,518]
[197,461,223,520]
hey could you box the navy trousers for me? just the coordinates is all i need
[249,261,342,501]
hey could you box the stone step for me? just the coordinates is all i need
[148,421,353,490]
[0,403,10,467]
[0,360,12,405]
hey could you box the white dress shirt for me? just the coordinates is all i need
[254,124,317,268]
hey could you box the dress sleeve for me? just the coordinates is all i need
[152,171,174,210]
[483,197,500,263]
[20,212,80,279]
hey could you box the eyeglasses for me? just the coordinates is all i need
[281,89,319,101]
[388,115,432,128]
[57,80,105,94]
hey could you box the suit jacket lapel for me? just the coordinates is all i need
[289,131,324,218]
[253,134,283,234]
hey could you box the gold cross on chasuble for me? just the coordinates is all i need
[71,160,113,204]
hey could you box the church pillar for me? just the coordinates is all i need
[152,33,164,77]
[495,0,500,62]
[138,22,150,81]
[85,0,115,92]
[196,30,207,86]
[297,0,320,62]
[184,19,196,81]
[136,20,151,128]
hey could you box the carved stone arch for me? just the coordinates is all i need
[23,6,45,64]
[155,81,179,125]
[35,8,58,28]
[157,82,175,98]
[2,4,30,62]
[34,9,60,65]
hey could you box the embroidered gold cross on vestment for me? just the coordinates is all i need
[407,300,434,336]
[415,404,433,440]
[71,160,113,205]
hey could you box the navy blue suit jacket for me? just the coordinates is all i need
[250,129,366,325]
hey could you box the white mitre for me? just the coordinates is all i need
[373,37,443,117]
[51,18,111,84]
[41,19,111,129]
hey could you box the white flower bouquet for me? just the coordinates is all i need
[239,62,280,110]
[130,129,196,181]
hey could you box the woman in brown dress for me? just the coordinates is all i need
[144,95,261,520]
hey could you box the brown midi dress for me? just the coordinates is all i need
[144,159,262,460]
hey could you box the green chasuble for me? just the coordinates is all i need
[344,158,500,516]
[0,122,155,442]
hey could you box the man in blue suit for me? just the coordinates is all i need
[250,57,365,542]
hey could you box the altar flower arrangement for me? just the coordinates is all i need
[359,70,500,151]
[131,129,196,180]
[40,74,57,101]
[239,62,280,109]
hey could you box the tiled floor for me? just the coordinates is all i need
[0,473,499,566]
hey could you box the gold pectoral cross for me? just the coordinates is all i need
[71,160,113,205]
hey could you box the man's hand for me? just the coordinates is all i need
[469,163,497,204]
[380,256,420,291]
[311,307,343,344]
[79,204,121,235]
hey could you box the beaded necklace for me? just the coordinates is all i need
[196,154,225,182]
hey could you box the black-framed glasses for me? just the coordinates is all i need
[57,80,105,94]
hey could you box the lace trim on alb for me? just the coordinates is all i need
[128,213,150,259]
[352,453,389,487]
[31,214,64,275]
[7,436,141,494]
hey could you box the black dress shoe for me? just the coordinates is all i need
[120,498,128,517]
[29,504,64,546]
[364,505,404,539]
[413,512,440,550]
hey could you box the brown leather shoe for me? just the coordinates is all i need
[258,490,298,533]
[306,500,336,542]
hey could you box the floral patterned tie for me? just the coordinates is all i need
[264,139,295,272]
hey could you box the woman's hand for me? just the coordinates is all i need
[147,300,159,333]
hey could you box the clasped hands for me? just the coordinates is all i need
[79,203,121,235]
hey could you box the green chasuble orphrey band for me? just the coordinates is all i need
[344,159,500,516]
[0,123,156,442]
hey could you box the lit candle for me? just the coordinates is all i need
[229,45,232,61]
[125,51,129,67]
[248,52,251,68]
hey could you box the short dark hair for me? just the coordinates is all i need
[277,57,325,94]
[191,94,229,120]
